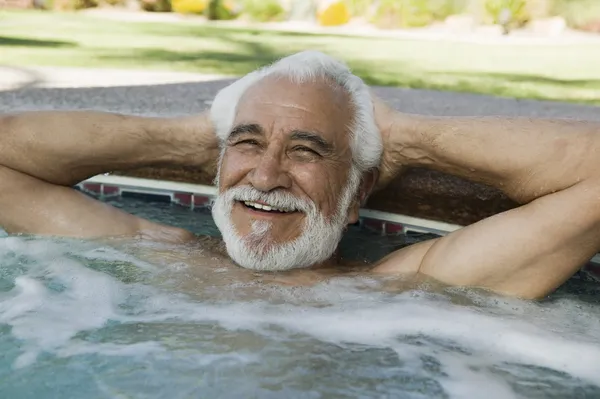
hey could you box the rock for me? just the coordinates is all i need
[476,24,504,36]
[530,17,566,37]
[0,0,35,8]
[444,14,476,33]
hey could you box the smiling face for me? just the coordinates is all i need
[211,75,366,271]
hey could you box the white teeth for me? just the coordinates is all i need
[243,201,291,213]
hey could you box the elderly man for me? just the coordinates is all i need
[1,51,599,299]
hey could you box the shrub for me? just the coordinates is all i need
[140,0,171,11]
[242,0,286,22]
[428,0,469,20]
[205,0,240,19]
[345,0,371,17]
[171,0,205,13]
[373,0,431,28]
[484,0,529,32]
[51,0,97,9]
[101,0,125,6]
[551,0,600,32]
[372,0,465,29]
[317,1,351,26]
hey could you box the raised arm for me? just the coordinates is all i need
[0,110,218,240]
[373,100,600,299]
[0,110,218,185]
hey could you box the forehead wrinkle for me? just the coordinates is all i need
[233,76,355,155]
[254,100,316,114]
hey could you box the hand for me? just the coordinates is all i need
[371,93,404,191]
[191,110,220,175]
[164,110,220,174]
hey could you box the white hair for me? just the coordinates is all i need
[209,50,383,172]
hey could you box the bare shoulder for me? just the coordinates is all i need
[137,219,226,255]
[137,219,198,245]
[371,238,439,275]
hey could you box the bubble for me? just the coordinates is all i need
[0,235,598,398]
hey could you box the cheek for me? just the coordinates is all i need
[219,151,253,188]
[293,165,347,212]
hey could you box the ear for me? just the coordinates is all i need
[347,168,379,225]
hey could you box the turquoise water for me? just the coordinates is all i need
[0,197,599,399]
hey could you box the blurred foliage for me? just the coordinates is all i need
[147,0,238,17]
[205,0,239,19]
[525,0,551,19]
[101,0,125,5]
[49,0,97,10]
[485,0,529,32]
[318,1,351,26]
[242,0,286,22]
[551,0,600,32]
[345,0,372,16]
[35,0,600,34]
[372,0,432,28]
[139,0,171,11]
[170,0,205,13]
[371,0,467,28]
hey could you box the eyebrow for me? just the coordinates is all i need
[228,123,264,141]
[290,130,334,155]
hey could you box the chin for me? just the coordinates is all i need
[224,233,339,272]
[212,189,347,272]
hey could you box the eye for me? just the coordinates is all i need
[233,139,260,147]
[292,146,320,156]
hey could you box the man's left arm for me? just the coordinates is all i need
[372,107,600,299]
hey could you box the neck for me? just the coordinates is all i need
[306,247,342,269]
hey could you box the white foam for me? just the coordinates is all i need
[173,297,600,385]
[0,236,598,398]
[0,256,126,368]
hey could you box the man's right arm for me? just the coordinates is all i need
[0,110,219,186]
[0,110,218,240]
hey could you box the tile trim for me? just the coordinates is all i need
[82,175,460,234]
[78,174,600,267]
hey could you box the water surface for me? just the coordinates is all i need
[0,197,599,399]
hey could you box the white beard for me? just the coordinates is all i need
[211,166,362,271]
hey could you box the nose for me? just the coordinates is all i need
[248,150,292,192]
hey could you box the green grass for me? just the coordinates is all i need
[2,9,600,104]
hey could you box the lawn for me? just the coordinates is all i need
[2,9,600,104]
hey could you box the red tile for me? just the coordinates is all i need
[385,222,404,234]
[193,195,210,207]
[102,185,120,196]
[362,218,384,233]
[173,192,192,207]
[82,183,101,194]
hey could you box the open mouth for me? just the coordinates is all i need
[239,201,297,214]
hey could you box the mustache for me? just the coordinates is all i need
[219,185,314,213]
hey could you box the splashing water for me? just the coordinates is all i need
[0,199,599,399]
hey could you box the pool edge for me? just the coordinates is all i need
[77,174,600,278]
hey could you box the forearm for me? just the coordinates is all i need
[391,114,600,202]
[0,110,218,186]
